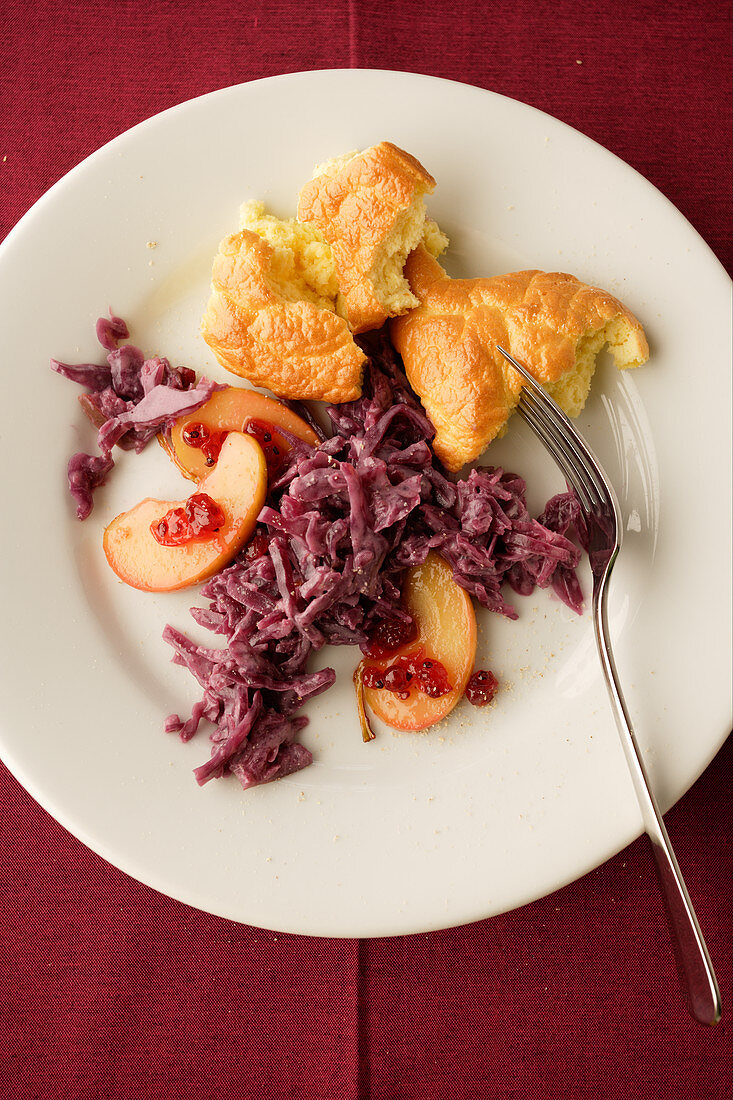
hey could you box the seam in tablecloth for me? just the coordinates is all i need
[348,0,358,66]
[357,938,371,1100]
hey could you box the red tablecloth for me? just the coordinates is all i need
[1,2,731,1097]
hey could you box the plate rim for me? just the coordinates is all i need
[1,68,731,938]
[3,68,731,282]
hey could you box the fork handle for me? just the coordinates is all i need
[594,587,722,1025]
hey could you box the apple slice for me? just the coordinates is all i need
[162,386,320,481]
[104,432,267,591]
[361,552,477,732]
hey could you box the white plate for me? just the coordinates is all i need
[0,71,730,937]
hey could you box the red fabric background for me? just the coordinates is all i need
[1,2,731,1097]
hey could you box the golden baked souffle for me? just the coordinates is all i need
[201,223,366,403]
[391,246,649,472]
[298,142,448,334]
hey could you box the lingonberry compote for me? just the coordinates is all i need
[152,492,226,547]
[184,492,226,533]
[414,656,452,698]
[182,420,226,467]
[362,646,452,702]
[245,419,287,477]
[361,666,386,690]
[244,530,270,563]
[365,616,418,659]
[181,421,210,447]
[152,507,191,546]
[465,669,499,706]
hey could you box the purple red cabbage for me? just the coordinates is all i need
[52,311,224,519]
[164,333,586,791]
[96,312,130,351]
[54,316,588,791]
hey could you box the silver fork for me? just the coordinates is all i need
[497,345,722,1026]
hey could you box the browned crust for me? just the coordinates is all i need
[297,142,436,334]
[391,246,649,471]
[201,230,366,403]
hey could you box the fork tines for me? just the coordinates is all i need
[496,345,617,518]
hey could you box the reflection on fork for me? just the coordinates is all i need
[496,345,721,1026]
